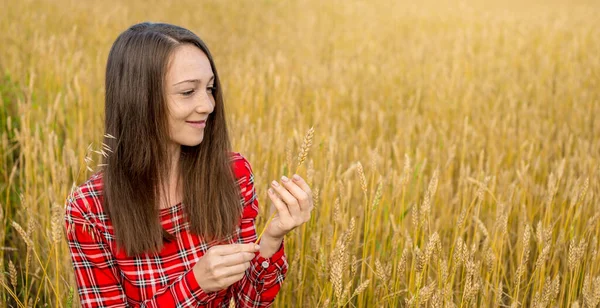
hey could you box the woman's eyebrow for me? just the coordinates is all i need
[172,75,215,86]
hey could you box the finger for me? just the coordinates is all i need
[291,174,313,201]
[221,270,247,288]
[268,187,292,222]
[220,261,251,277]
[271,179,302,218]
[210,243,260,256]
[280,175,311,210]
[218,251,256,267]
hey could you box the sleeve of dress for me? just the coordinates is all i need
[64,196,218,308]
[231,156,289,307]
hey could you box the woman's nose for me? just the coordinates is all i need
[195,92,215,113]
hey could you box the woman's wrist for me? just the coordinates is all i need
[258,235,283,259]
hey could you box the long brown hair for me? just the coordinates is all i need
[101,22,241,257]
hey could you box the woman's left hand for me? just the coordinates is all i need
[264,174,314,240]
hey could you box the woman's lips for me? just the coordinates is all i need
[186,120,206,128]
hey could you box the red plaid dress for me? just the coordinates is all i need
[64,152,288,307]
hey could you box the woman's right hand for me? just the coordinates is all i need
[192,243,261,293]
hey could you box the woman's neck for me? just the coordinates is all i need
[160,144,183,209]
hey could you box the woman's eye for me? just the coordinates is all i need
[182,89,195,96]
[207,86,217,94]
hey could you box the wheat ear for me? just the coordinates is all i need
[255,127,314,244]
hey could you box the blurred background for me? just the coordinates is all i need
[1,0,599,306]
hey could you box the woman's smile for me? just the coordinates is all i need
[186,120,206,128]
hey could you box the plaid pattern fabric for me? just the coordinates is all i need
[64,152,288,307]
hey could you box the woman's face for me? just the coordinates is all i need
[165,44,216,149]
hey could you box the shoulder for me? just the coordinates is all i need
[64,171,107,228]
[229,151,255,184]
[229,152,259,219]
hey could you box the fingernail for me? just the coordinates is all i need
[293,174,301,181]
[271,180,279,187]
[281,175,289,182]
[255,245,260,250]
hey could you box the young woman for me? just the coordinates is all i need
[64,22,313,307]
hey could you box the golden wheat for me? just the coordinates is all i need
[1,0,599,306]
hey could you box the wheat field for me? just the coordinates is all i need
[1,0,599,307]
